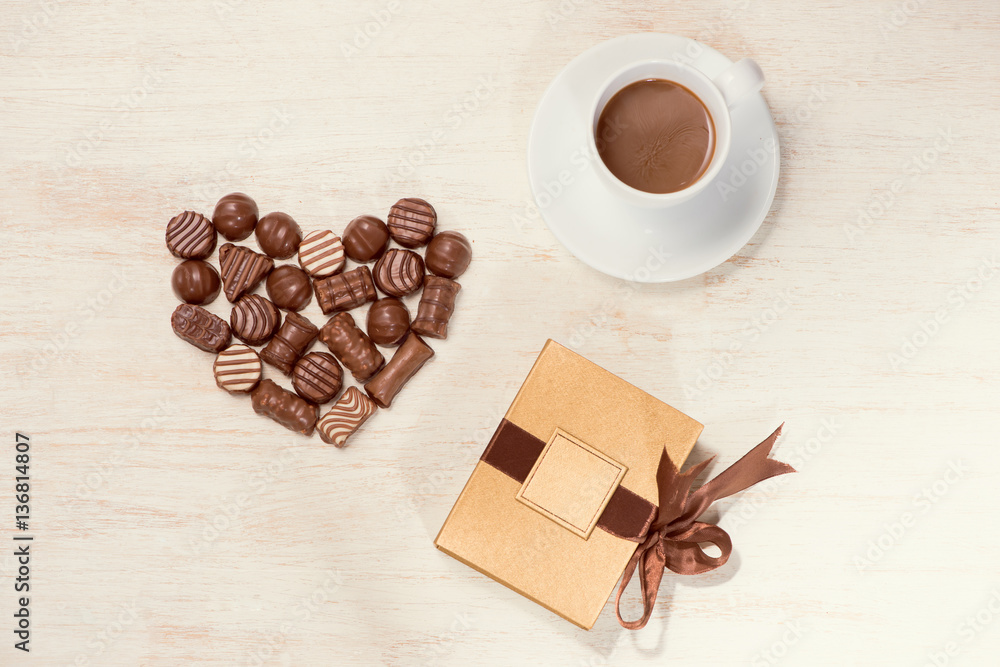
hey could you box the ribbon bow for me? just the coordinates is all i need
[615,425,795,629]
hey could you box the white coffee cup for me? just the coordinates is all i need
[587,57,765,207]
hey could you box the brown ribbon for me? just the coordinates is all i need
[614,424,795,629]
[480,419,794,630]
[481,420,657,540]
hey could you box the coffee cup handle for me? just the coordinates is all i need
[713,58,765,109]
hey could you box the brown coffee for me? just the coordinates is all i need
[595,79,715,194]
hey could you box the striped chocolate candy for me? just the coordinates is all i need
[213,344,262,393]
[316,387,378,447]
[372,248,424,297]
[387,198,436,248]
[166,211,216,260]
[230,294,281,346]
[292,351,343,404]
[219,243,274,303]
[298,230,345,278]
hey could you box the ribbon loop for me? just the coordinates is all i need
[661,522,732,575]
[614,425,794,629]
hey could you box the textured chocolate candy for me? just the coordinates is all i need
[260,311,319,375]
[364,333,434,408]
[256,212,303,259]
[387,198,436,248]
[213,193,259,242]
[317,387,378,447]
[266,265,312,312]
[298,230,345,278]
[292,351,343,404]
[313,266,377,314]
[342,215,390,263]
[412,276,461,340]
[367,297,410,347]
[425,231,472,279]
[171,259,221,305]
[219,243,274,303]
[171,303,232,353]
[373,249,424,297]
[213,344,262,393]
[319,312,385,382]
[251,379,318,436]
[230,294,281,346]
[166,211,216,260]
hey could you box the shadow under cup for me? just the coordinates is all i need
[589,61,733,206]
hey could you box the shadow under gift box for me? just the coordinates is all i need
[435,340,703,630]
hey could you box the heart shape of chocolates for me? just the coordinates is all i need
[167,194,471,447]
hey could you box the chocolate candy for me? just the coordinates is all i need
[298,230,345,278]
[364,333,434,408]
[171,259,221,305]
[213,193,259,242]
[230,294,281,346]
[314,266,377,314]
[251,379,318,436]
[266,265,312,312]
[342,215,390,263]
[387,198,436,248]
[367,297,410,347]
[317,387,378,447]
[171,303,231,353]
[219,243,274,303]
[260,311,319,375]
[256,212,302,259]
[319,312,385,382]
[412,276,461,340]
[373,249,424,297]
[292,351,343,404]
[213,344,262,393]
[425,231,472,279]
[166,211,216,260]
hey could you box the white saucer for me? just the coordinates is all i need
[527,33,780,282]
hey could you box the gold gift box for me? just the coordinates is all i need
[435,340,703,629]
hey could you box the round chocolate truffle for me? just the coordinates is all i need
[212,193,259,242]
[292,351,343,404]
[230,294,281,346]
[373,249,424,298]
[171,260,221,305]
[367,297,410,347]
[342,215,390,263]
[266,265,312,312]
[425,231,472,279]
[256,212,303,260]
[166,211,216,260]
[387,198,436,248]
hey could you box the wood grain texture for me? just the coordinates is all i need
[2,1,999,664]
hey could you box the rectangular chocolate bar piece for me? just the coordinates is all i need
[313,266,377,314]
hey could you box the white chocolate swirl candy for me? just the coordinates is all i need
[317,387,377,447]
[213,344,262,393]
[298,230,345,278]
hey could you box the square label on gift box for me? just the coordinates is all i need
[516,429,627,539]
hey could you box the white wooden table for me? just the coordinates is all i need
[3,1,999,665]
